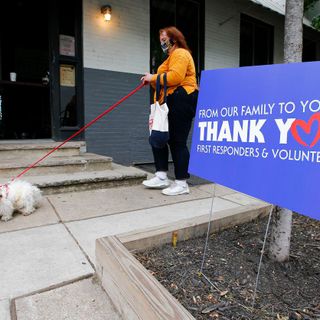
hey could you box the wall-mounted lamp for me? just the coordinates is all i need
[101,5,112,21]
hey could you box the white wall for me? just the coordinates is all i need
[83,0,318,75]
[205,0,241,70]
[205,0,285,70]
[83,0,150,74]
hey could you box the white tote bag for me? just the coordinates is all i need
[149,73,169,148]
[149,102,169,133]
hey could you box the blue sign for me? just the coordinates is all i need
[189,62,320,220]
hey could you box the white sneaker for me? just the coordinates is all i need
[142,176,170,189]
[162,182,190,196]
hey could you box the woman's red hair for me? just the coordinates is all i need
[159,26,191,53]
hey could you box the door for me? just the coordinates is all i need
[0,0,83,140]
[150,0,204,81]
[49,0,84,141]
[0,0,51,139]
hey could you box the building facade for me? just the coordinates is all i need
[0,0,319,164]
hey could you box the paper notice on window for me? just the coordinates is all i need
[59,35,75,56]
[60,65,75,87]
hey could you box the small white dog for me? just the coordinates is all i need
[0,180,42,222]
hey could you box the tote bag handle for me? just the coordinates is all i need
[155,73,167,103]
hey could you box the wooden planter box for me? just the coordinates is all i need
[96,203,270,319]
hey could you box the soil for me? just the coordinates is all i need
[135,213,320,320]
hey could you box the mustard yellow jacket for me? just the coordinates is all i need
[151,48,198,103]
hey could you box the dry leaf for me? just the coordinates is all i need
[220,290,228,297]
[209,311,220,318]
[207,294,217,303]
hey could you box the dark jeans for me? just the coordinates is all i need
[152,87,198,180]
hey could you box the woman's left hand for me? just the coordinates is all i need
[141,73,153,84]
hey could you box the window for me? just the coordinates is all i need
[150,0,204,78]
[303,38,317,62]
[240,14,274,67]
[58,0,78,127]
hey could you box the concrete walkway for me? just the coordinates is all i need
[0,173,269,319]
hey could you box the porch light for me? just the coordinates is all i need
[101,5,112,21]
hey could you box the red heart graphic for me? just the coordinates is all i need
[290,112,320,148]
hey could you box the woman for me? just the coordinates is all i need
[141,26,198,196]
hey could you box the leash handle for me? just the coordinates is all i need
[6,82,145,182]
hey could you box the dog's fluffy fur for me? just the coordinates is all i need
[0,180,42,222]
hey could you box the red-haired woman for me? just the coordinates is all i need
[141,26,198,196]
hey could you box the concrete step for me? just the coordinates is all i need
[0,140,85,158]
[0,153,113,177]
[15,278,121,320]
[18,164,148,194]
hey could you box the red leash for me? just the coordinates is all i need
[5,82,145,182]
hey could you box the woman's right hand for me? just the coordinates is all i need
[141,73,153,85]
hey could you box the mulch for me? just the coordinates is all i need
[135,213,320,320]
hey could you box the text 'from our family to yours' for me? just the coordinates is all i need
[195,99,320,163]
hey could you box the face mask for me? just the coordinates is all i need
[160,39,172,54]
